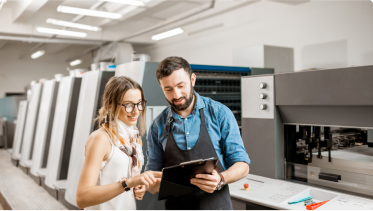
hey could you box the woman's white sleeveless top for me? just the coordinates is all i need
[85,137,136,210]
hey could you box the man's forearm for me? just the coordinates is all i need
[220,162,249,184]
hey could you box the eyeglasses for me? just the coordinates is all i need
[118,100,147,113]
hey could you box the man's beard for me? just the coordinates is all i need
[167,86,194,111]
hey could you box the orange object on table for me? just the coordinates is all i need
[244,184,249,189]
[306,200,330,210]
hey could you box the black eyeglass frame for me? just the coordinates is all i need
[118,100,147,113]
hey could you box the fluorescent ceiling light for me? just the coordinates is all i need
[31,50,45,59]
[46,18,101,31]
[0,0,6,10]
[152,28,184,41]
[37,27,87,37]
[57,5,122,19]
[70,60,82,66]
[104,0,144,6]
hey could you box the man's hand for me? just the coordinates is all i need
[190,170,221,193]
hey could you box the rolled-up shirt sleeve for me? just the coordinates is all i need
[145,122,164,171]
[218,105,251,167]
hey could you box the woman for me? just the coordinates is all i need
[76,76,161,210]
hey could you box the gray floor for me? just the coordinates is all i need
[0,149,67,210]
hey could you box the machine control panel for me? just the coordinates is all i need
[242,75,274,119]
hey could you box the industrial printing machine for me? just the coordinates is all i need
[231,65,373,210]
[42,75,81,201]
[29,78,60,185]
[10,70,115,209]
[18,82,43,174]
[10,100,28,166]
[191,65,274,128]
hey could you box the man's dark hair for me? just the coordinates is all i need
[156,56,192,81]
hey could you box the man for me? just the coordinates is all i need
[146,56,250,210]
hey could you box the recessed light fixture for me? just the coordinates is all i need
[31,50,45,59]
[152,28,184,41]
[46,19,101,31]
[37,27,87,37]
[57,5,122,19]
[104,0,145,6]
[70,59,82,66]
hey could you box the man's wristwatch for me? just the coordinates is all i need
[119,177,131,192]
[216,173,226,190]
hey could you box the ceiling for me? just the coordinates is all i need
[0,0,315,61]
[0,0,210,43]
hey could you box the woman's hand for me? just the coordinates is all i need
[127,171,162,189]
[134,185,146,200]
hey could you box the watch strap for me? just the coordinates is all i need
[216,173,226,190]
[119,178,131,192]
[218,173,225,182]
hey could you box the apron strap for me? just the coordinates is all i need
[162,107,204,138]
[199,108,205,124]
[162,116,174,138]
[165,117,174,132]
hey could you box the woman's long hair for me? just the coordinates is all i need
[94,76,146,143]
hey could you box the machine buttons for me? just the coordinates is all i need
[259,104,267,110]
[242,76,274,119]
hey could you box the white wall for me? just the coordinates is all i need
[135,0,373,71]
[0,42,93,97]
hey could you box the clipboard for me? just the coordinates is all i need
[158,157,219,201]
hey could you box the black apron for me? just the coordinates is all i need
[163,108,233,210]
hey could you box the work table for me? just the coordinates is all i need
[229,174,373,210]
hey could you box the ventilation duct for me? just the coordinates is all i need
[93,42,133,65]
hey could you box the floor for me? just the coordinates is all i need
[0,149,67,210]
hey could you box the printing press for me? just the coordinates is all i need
[238,65,373,209]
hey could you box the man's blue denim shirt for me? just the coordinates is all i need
[145,92,251,171]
